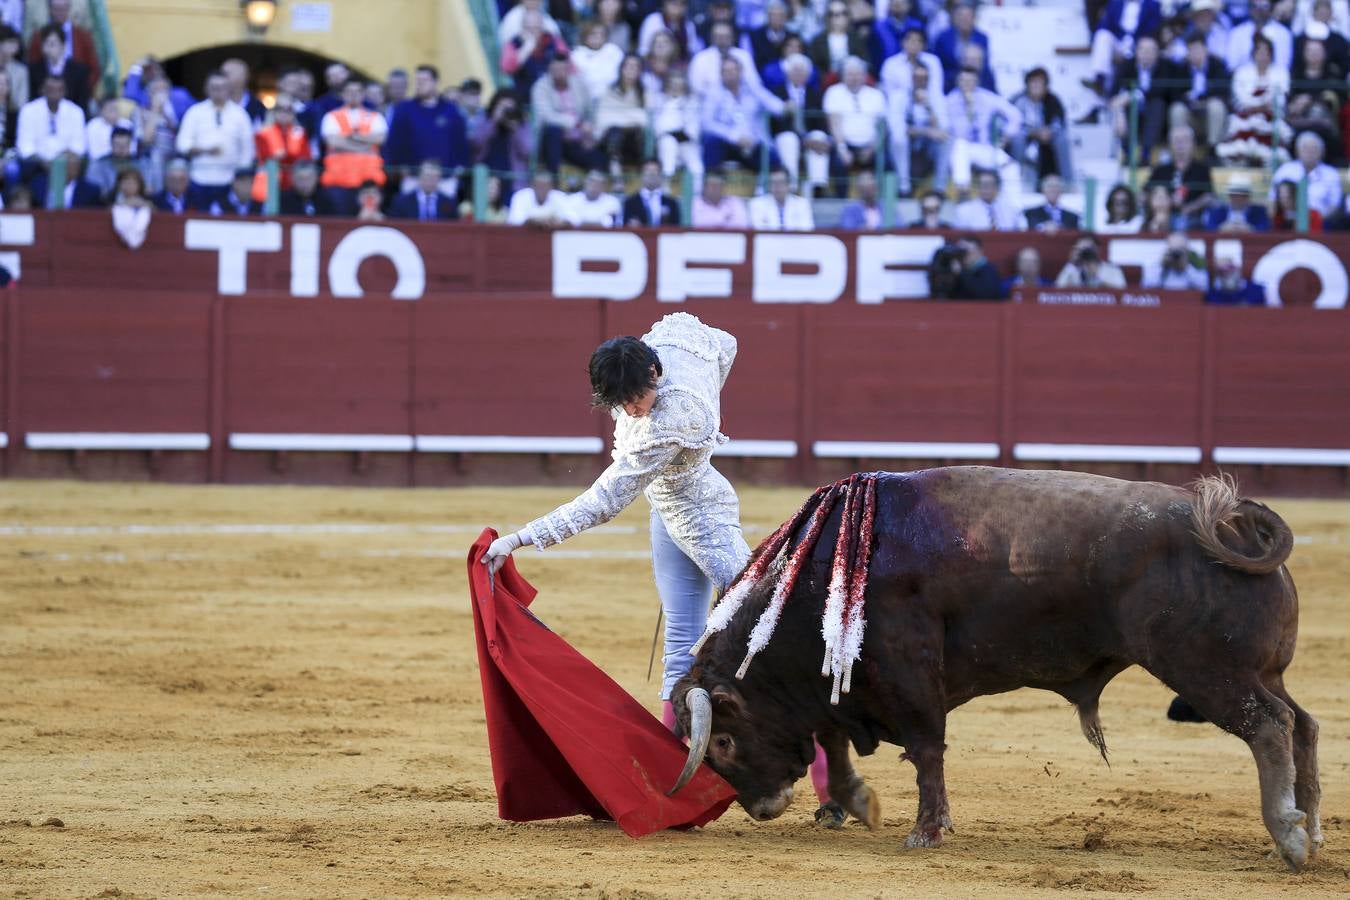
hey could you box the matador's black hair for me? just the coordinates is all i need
[588,337,662,409]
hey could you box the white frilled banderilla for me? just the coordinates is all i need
[689,473,879,704]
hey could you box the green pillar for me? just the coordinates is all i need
[1083,176,1097,232]
[1296,175,1309,234]
[1127,81,1139,193]
[47,154,68,210]
[472,163,489,222]
[264,159,280,216]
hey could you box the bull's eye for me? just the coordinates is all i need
[715,736,733,751]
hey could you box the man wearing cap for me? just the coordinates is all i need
[1204,173,1270,232]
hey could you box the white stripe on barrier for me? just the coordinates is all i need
[1013,443,1203,463]
[1212,447,1350,466]
[25,432,211,450]
[0,432,7,448]
[715,439,798,458]
[813,440,1000,459]
[229,433,414,452]
[414,435,604,454]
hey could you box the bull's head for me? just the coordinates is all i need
[666,667,815,821]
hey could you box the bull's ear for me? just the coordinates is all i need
[710,684,747,719]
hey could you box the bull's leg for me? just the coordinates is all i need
[816,728,880,830]
[1266,679,1323,857]
[1165,677,1309,871]
[901,734,952,849]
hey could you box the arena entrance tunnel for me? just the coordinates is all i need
[161,42,373,108]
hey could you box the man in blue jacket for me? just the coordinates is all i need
[933,2,992,92]
[1204,174,1270,232]
[383,64,468,194]
[1086,0,1163,93]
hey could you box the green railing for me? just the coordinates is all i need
[86,0,121,98]
[466,0,507,89]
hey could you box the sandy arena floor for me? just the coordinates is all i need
[1,479,1347,899]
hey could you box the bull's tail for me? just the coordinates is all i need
[1189,474,1293,575]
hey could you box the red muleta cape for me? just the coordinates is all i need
[467,528,737,837]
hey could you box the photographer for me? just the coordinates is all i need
[1142,232,1209,290]
[1054,236,1126,288]
[471,91,532,194]
[953,236,1007,300]
[927,242,965,299]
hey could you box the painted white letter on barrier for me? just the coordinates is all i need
[328,226,426,299]
[856,235,946,302]
[290,223,321,297]
[552,230,647,300]
[185,219,283,295]
[752,234,847,303]
[1251,239,1348,308]
[656,232,745,301]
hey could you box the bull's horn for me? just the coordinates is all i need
[666,687,712,796]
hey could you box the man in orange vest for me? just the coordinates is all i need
[253,94,312,203]
[320,78,388,214]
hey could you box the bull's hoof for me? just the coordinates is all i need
[844,783,881,831]
[1167,696,1207,723]
[814,801,847,829]
[904,824,944,849]
[1273,810,1310,872]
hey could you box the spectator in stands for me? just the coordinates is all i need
[27,0,96,89]
[1216,33,1290,166]
[809,1,869,82]
[16,73,86,206]
[879,26,943,98]
[321,79,388,215]
[1055,236,1127,287]
[933,2,991,93]
[1205,257,1267,304]
[0,69,19,154]
[383,68,409,117]
[947,67,1023,198]
[176,70,255,212]
[1142,231,1209,289]
[823,56,887,194]
[697,0,740,47]
[1009,68,1073,189]
[785,0,824,42]
[499,0,562,48]
[1288,40,1344,143]
[7,183,31,210]
[952,236,1007,300]
[1097,183,1142,232]
[750,1,796,73]
[639,0,702,58]
[502,8,571,96]
[1086,0,1163,95]
[690,20,765,98]
[110,167,151,250]
[534,55,605,175]
[206,167,260,216]
[1227,0,1293,70]
[623,157,682,225]
[957,41,997,93]
[221,58,265,126]
[1006,246,1051,290]
[910,188,948,228]
[29,23,88,110]
[1145,124,1214,225]
[473,90,531,192]
[769,53,829,195]
[690,166,749,227]
[455,79,486,137]
[927,241,964,297]
[953,169,1026,230]
[276,67,317,138]
[87,126,146,201]
[1297,2,1349,65]
[1205,172,1270,231]
[651,70,704,188]
[0,25,28,109]
[390,159,458,221]
[1271,177,1324,229]
[1023,174,1080,232]
[1142,182,1185,231]
[596,54,648,177]
[762,33,812,90]
[749,165,815,229]
[59,153,102,208]
[153,157,191,214]
[871,0,925,68]
[1270,129,1342,214]
[458,172,508,223]
[838,168,887,229]
[890,61,949,196]
[355,179,384,222]
[702,56,785,170]
[564,168,622,226]
[1167,32,1230,150]
[280,160,335,216]
[86,96,133,161]
[252,95,310,200]
[573,21,624,98]
[384,64,468,194]
[642,30,680,96]
[594,0,633,52]
[508,168,569,226]
[1178,0,1229,67]
[1108,35,1169,161]
[137,72,177,194]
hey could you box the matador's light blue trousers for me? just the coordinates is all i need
[650,509,714,700]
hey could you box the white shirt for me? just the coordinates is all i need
[86,116,138,160]
[879,52,944,99]
[16,97,86,161]
[1270,160,1344,215]
[572,43,625,100]
[688,45,764,99]
[823,83,888,146]
[1226,19,1294,71]
[564,190,622,227]
[174,99,256,187]
[507,186,569,225]
[748,193,815,230]
[112,202,151,249]
[953,197,1027,231]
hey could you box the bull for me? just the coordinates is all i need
[667,467,1321,871]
